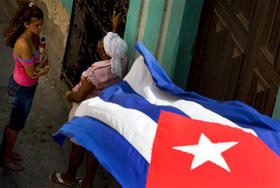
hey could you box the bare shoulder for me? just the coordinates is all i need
[14,37,33,59]
[14,37,31,52]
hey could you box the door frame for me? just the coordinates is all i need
[123,0,280,120]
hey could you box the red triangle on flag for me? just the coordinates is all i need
[146,111,280,188]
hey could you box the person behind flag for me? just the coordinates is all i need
[0,1,48,172]
[49,31,127,187]
[52,42,280,188]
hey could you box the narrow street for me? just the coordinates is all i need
[0,1,120,188]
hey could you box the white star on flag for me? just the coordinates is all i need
[173,133,238,172]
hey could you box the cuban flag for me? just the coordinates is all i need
[53,42,280,188]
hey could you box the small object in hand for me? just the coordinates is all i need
[65,91,73,98]
[39,37,46,54]
[39,37,46,62]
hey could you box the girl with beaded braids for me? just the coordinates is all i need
[0,1,48,172]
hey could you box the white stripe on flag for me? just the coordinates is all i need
[75,97,157,162]
[124,56,257,136]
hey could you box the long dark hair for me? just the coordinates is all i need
[4,1,44,48]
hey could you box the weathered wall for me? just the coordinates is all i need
[37,0,73,81]
[2,0,18,15]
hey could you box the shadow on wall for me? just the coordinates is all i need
[2,0,18,12]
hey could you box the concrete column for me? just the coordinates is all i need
[38,0,74,80]
[273,88,280,121]
[124,0,142,69]
[124,0,204,89]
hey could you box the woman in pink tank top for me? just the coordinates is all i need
[0,1,48,172]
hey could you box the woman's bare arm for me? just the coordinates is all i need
[112,12,122,34]
[15,38,49,78]
[33,52,49,77]
[35,53,48,69]
[15,39,38,78]
[67,79,94,103]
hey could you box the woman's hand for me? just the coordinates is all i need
[66,79,94,103]
[33,66,49,77]
[65,91,73,103]
[35,53,48,70]
[112,12,122,33]
[40,53,48,66]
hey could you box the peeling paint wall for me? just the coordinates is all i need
[39,0,72,45]
[60,0,73,13]
[37,0,73,81]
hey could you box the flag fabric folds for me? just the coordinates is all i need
[53,42,280,188]
[146,111,280,187]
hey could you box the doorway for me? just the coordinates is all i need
[187,0,280,116]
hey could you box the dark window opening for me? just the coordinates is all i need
[62,0,130,86]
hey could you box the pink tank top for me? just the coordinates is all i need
[13,50,40,86]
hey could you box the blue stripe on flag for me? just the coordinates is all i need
[53,117,149,188]
[99,81,188,122]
